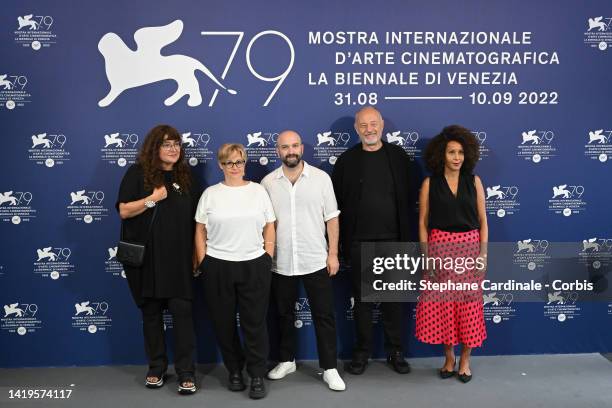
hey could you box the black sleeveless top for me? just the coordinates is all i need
[428,173,480,232]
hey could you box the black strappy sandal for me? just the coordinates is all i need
[145,368,167,389]
[177,373,197,395]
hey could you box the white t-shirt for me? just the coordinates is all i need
[195,182,276,261]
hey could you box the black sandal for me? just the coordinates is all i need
[177,373,197,395]
[145,368,167,389]
[439,367,456,379]
[457,359,472,383]
[439,359,456,379]
[458,372,472,383]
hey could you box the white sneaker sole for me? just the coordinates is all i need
[324,381,346,392]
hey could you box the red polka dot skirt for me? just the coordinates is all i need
[415,228,487,348]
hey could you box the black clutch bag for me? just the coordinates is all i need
[116,206,157,268]
[116,240,146,267]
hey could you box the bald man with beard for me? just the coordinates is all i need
[261,130,346,391]
[331,107,414,375]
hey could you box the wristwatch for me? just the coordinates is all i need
[144,200,156,209]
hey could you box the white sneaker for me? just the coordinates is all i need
[323,368,346,391]
[267,360,296,380]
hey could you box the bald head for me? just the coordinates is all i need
[277,130,302,146]
[276,130,304,168]
[354,106,384,149]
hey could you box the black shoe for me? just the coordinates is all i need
[344,358,368,375]
[439,367,456,379]
[458,372,472,383]
[439,368,456,379]
[439,359,456,379]
[249,377,266,399]
[228,371,246,392]
[386,351,411,374]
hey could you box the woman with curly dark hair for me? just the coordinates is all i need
[116,124,201,394]
[415,125,488,383]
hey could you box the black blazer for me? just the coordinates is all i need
[331,141,415,259]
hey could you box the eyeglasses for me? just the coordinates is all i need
[161,142,181,150]
[222,160,246,169]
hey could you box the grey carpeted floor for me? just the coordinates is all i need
[1,354,611,408]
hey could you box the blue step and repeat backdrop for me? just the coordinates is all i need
[1,0,611,367]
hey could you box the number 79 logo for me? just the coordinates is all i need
[202,31,295,106]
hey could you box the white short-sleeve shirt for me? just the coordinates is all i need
[195,182,276,261]
[261,161,340,276]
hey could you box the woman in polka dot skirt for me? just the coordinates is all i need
[415,125,488,383]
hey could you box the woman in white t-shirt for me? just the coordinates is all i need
[194,143,276,400]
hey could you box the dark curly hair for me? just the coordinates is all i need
[136,124,192,192]
[424,125,479,175]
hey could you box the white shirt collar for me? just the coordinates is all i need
[274,160,311,180]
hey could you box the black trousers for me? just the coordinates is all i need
[201,253,272,378]
[140,297,195,376]
[349,240,404,360]
[272,268,338,369]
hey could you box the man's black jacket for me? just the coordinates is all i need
[331,140,416,259]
